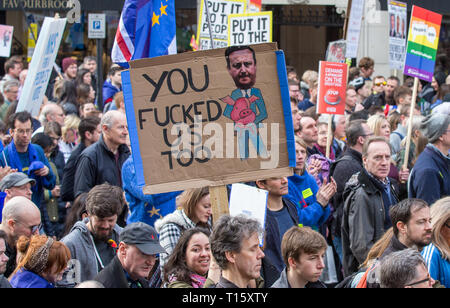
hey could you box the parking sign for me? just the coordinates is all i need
[88,14,106,39]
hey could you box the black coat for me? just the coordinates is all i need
[330,148,363,237]
[94,255,149,288]
[73,135,130,198]
[61,142,86,202]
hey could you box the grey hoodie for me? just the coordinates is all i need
[58,218,122,288]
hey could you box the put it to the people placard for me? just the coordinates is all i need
[122,43,296,194]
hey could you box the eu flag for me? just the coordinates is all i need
[112,0,177,65]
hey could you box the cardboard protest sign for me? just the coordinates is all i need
[388,1,407,70]
[123,43,296,194]
[316,61,348,115]
[227,12,272,46]
[229,183,268,245]
[197,0,247,50]
[0,25,13,58]
[17,17,67,116]
[345,0,365,58]
[403,6,442,82]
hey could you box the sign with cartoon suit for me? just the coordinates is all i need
[122,43,296,194]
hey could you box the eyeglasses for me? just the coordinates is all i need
[14,128,32,135]
[374,81,387,86]
[445,222,450,229]
[15,221,42,234]
[405,275,432,287]
[362,133,374,137]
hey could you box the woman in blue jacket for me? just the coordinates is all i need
[286,137,337,231]
[9,235,70,288]
[422,197,450,288]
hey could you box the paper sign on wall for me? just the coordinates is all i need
[0,25,13,58]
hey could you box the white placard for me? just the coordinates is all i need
[197,0,246,50]
[17,17,67,117]
[227,12,272,46]
[88,14,106,39]
[388,1,407,70]
[0,25,13,58]
[345,0,365,58]
[229,183,268,246]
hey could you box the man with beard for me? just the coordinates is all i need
[223,45,268,159]
[361,198,432,288]
[59,183,124,287]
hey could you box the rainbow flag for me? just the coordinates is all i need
[403,6,442,82]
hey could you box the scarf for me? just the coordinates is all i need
[313,144,335,161]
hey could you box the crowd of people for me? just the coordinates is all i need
[0,50,448,289]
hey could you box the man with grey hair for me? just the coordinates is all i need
[33,103,66,137]
[409,113,450,205]
[0,79,19,121]
[341,136,399,276]
[379,248,434,288]
[210,215,265,288]
[74,110,130,198]
[0,196,41,278]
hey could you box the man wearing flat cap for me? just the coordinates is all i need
[409,113,450,205]
[0,172,35,222]
[94,222,166,288]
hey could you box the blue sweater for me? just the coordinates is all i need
[409,145,450,205]
[286,172,330,230]
[422,243,450,288]
[121,157,181,227]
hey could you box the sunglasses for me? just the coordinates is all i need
[374,81,387,86]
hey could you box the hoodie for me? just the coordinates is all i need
[58,218,122,287]
[10,269,54,288]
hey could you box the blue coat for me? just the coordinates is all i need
[409,145,450,205]
[10,269,54,288]
[121,157,181,227]
[286,172,331,230]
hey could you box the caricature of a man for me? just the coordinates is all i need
[224,46,268,159]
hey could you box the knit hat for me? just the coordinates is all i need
[62,57,77,72]
[420,113,450,143]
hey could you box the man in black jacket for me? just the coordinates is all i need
[94,222,166,288]
[330,120,373,259]
[341,136,399,276]
[61,116,101,202]
[73,111,130,198]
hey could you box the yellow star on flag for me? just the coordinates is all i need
[160,2,168,16]
[148,206,162,218]
[152,12,160,27]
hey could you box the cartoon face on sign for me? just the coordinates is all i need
[221,95,258,125]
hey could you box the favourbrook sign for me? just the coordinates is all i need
[0,0,73,9]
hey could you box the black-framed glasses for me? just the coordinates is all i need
[445,222,450,229]
[405,275,432,287]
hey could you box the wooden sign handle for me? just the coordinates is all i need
[403,77,419,173]
[209,185,229,224]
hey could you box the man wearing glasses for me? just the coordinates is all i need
[380,249,434,288]
[0,111,56,236]
[0,196,41,278]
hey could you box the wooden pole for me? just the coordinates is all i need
[403,77,419,171]
[210,185,229,224]
[326,115,333,159]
